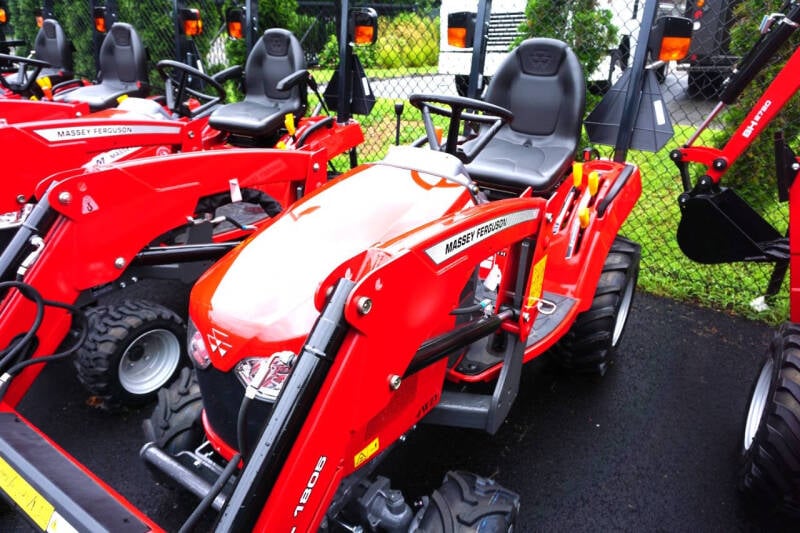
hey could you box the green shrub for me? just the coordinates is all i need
[518,0,617,86]
[714,0,800,199]
[317,12,438,70]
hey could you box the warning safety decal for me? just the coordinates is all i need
[34,124,181,142]
[425,209,538,265]
[0,455,78,532]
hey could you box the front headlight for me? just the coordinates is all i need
[235,353,293,402]
[187,319,211,369]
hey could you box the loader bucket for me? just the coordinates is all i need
[676,187,782,263]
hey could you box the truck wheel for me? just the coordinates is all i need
[75,300,186,407]
[455,75,469,97]
[142,368,203,455]
[655,64,667,84]
[414,471,519,532]
[550,236,641,375]
[739,323,800,511]
[687,71,723,100]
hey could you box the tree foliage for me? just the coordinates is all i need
[714,0,800,193]
[518,0,617,84]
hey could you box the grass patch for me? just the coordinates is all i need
[624,126,788,325]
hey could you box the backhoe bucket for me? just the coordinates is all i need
[677,186,782,263]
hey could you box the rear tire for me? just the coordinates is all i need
[550,236,640,375]
[739,323,800,512]
[143,368,204,455]
[75,300,186,407]
[687,70,723,100]
[413,471,519,532]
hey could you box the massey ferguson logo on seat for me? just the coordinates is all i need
[207,327,233,357]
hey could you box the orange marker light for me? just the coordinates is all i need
[353,25,374,45]
[184,19,202,36]
[0,9,7,25]
[182,8,202,36]
[227,21,243,39]
[659,36,692,61]
[448,27,468,48]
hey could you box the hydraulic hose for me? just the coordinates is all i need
[178,452,242,533]
[0,282,87,403]
[719,1,800,105]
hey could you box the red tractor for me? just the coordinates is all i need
[0,1,691,530]
[670,0,800,514]
[0,20,345,218]
[0,16,371,409]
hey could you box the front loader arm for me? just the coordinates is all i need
[0,116,206,213]
[216,197,544,531]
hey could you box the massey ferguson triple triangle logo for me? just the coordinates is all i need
[207,328,233,357]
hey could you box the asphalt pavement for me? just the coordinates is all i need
[0,292,795,532]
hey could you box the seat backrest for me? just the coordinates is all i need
[98,23,147,86]
[486,37,584,146]
[34,19,72,72]
[243,28,307,112]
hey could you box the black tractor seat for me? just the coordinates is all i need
[465,38,585,196]
[54,23,148,111]
[4,18,73,86]
[208,28,308,146]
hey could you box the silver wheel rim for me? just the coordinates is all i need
[611,272,636,346]
[118,328,181,395]
[744,358,774,451]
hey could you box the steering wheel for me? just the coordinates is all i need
[156,59,226,119]
[0,54,52,97]
[408,93,513,164]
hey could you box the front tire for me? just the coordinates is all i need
[142,368,204,455]
[413,471,519,532]
[550,236,641,375]
[75,300,186,406]
[739,323,800,512]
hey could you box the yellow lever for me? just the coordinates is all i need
[572,162,583,187]
[284,113,296,137]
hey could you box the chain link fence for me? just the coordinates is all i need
[1,0,796,323]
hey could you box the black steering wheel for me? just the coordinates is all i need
[0,53,52,97]
[156,59,226,119]
[408,93,513,164]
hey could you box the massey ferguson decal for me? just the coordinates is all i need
[33,124,181,142]
[425,209,538,264]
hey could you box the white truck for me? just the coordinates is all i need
[438,0,676,95]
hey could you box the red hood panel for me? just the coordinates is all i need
[191,156,473,371]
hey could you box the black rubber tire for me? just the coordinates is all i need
[655,64,667,84]
[550,236,641,375]
[75,300,187,407]
[687,70,723,100]
[414,471,519,532]
[738,322,800,513]
[455,75,469,97]
[142,368,204,455]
